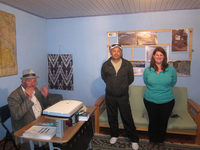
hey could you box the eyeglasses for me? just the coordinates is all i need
[25,78,37,85]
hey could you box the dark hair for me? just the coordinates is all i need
[150,47,168,72]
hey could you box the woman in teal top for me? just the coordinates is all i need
[143,47,177,150]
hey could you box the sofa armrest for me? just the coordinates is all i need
[95,95,106,133]
[187,99,200,145]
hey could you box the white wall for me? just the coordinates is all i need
[47,9,200,106]
[0,3,47,140]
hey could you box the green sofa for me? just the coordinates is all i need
[95,86,200,145]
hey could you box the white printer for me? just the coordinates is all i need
[43,100,84,118]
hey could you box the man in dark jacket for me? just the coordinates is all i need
[101,43,139,150]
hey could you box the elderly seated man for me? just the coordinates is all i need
[7,69,50,144]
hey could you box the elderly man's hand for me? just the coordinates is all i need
[25,87,35,100]
[41,86,49,98]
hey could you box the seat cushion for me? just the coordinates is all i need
[99,110,197,130]
[133,111,197,130]
[99,110,122,123]
[168,112,197,130]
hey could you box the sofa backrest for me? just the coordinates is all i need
[172,86,188,112]
[128,85,188,113]
[129,85,146,111]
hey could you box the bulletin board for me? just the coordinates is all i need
[107,28,193,76]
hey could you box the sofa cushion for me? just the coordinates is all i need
[99,86,197,131]
[129,86,188,113]
[129,86,146,111]
[172,87,188,112]
[134,111,197,130]
[99,110,197,130]
[99,110,122,123]
[168,112,197,130]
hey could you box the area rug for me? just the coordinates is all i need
[91,134,200,150]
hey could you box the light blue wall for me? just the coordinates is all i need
[47,9,200,106]
[1,1,200,141]
[0,3,47,140]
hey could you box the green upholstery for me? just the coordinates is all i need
[129,86,146,111]
[99,85,197,131]
[173,87,188,112]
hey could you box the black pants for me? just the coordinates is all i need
[143,98,175,143]
[106,94,139,142]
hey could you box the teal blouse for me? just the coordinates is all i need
[143,65,177,104]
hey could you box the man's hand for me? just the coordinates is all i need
[41,86,49,98]
[25,87,35,100]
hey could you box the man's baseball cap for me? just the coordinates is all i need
[110,43,122,51]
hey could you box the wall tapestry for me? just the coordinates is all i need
[48,54,73,90]
[0,11,17,77]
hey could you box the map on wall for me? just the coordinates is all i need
[0,11,17,77]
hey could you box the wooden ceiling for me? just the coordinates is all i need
[0,0,200,19]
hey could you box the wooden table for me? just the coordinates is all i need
[14,105,96,150]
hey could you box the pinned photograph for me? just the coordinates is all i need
[145,46,168,61]
[108,32,116,37]
[137,32,157,45]
[172,29,188,52]
[118,32,137,45]
[168,60,191,76]
[129,60,145,76]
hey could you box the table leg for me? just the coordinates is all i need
[48,142,54,150]
[20,138,24,144]
[38,141,42,147]
[29,140,34,150]
[55,120,64,137]
[48,142,61,150]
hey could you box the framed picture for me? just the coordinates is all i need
[129,60,145,76]
[168,60,191,76]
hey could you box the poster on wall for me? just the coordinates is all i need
[168,60,191,76]
[137,32,157,45]
[171,29,188,52]
[48,54,74,90]
[129,60,145,76]
[145,46,168,61]
[0,11,17,77]
[118,32,137,45]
